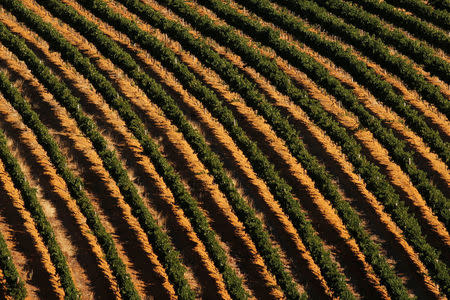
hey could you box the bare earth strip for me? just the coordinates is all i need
[111,0,397,298]
[0,0,447,298]
[18,0,241,298]
[206,0,450,254]
[0,115,64,299]
[0,44,122,299]
[179,2,444,296]
[215,42,442,298]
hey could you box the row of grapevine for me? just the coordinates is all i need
[0,49,140,296]
[2,0,288,297]
[312,0,449,84]
[43,0,358,298]
[0,19,196,299]
[2,1,254,298]
[19,1,253,298]
[233,0,450,164]
[0,133,27,299]
[118,0,401,296]
[118,0,447,296]
[145,0,450,296]
[0,72,79,298]
[27,0,318,297]
[189,0,450,230]
[347,0,450,51]
[384,0,450,30]
[0,0,446,298]
[83,0,414,296]
[272,0,450,137]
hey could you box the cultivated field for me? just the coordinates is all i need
[0,0,448,298]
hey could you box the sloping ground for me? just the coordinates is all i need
[0,0,448,299]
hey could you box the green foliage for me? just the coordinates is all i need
[0,19,143,300]
[195,0,450,230]
[1,0,248,298]
[0,72,78,299]
[265,0,450,158]
[0,169,26,299]
[311,0,450,83]
[112,0,415,298]
[1,0,448,298]
[351,0,450,50]
[127,0,450,296]
[384,0,450,30]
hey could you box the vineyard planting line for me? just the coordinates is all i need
[30,2,256,295]
[298,21,450,138]
[72,0,414,296]
[136,0,450,237]
[2,1,259,298]
[346,0,450,51]
[115,0,450,296]
[0,87,119,299]
[66,26,228,298]
[5,5,226,299]
[62,0,352,298]
[0,0,447,298]
[2,13,209,297]
[235,5,450,141]
[0,19,179,299]
[72,0,368,298]
[244,0,450,162]
[4,7,225,294]
[310,0,450,83]
[152,0,450,292]
[7,1,255,295]
[96,1,366,297]
[153,17,393,298]
[211,34,442,298]
[138,0,450,295]
[268,0,450,116]
[0,58,136,299]
[352,56,450,139]
[0,72,82,298]
[0,151,25,299]
[0,163,32,300]
[187,0,450,232]
[383,0,450,30]
[29,0,329,297]
[214,42,443,297]
[298,55,450,191]
[79,25,257,298]
[200,1,450,247]
[256,38,450,244]
[1,16,191,297]
[0,230,23,299]
[304,0,450,101]
[112,40,285,299]
[0,43,136,299]
[203,0,450,192]
[0,119,64,299]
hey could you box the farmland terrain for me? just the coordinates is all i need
[0,0,448,298]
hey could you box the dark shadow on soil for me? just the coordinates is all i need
[0,147,58,299]
[116,42,335,299]
[0,62,122,299]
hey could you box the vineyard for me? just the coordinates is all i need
[0,0,448,298]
